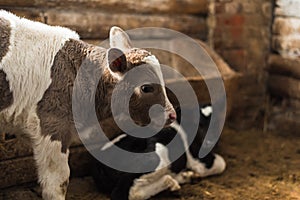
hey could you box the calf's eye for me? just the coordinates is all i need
[141,84,154,93]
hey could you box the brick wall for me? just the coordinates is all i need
[211,0,273,129]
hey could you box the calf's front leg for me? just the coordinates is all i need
[33,135,70,200]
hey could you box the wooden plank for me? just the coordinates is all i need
[272,36,300,58]
[3,8,207,40]
[269,75,300,99]
[169,39,237,78]
[0,0,208,14]
[226,73,266,130]
[290,98,300,108]
[0,156,37,189]
[0,137,32,161]
[44,9,207,39]
[268,54,300,79]
[0,0,38,7]
[275,0,300,18]
[166,73,240,118]
[0,146,92,189]
[4,8,45,22]
[34,0,208,15]
[273,17,300,36]
[275,7,300,19]
[270,114,300,136]
[0,133,5,142]
[268,103,300,136]
[197,41,236,75]
[0,133,84,161]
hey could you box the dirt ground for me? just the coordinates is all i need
[1,128,300,200]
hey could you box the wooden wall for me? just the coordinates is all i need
[0,0,208,40]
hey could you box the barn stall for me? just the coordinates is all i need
[0,0,299,199]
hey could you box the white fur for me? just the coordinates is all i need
[170,122,226,177]
[203,153,226,177]
[142,55,175,121]
[128,142,179,200]
[129,174,180,200]
[34,135,70,200]
[201,105,212,117]
[170,122,194,165]
[142,55,165,87]
[0,10,79,119]
[186,153,226,177]
[109,26,132,53]
[155,143,171,171]
[21,105,71,200]
[174,171,195,184]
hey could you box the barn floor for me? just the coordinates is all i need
[1,128,300,200]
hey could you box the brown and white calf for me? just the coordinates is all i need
[0,10,176,200]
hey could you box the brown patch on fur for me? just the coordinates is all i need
[0,70,13,112]
[37,39,90,153]
[60,179,69,195]
[99,116,122,139]
[37,39,117,153]
[125,48,152,69]
[0,17,11,62]
[105,48,152,76]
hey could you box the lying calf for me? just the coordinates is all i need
[0,10,176,200]
[91,105,226,200]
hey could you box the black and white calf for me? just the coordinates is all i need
[91,105,226,200]
[0,10,176,200]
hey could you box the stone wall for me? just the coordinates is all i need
[273,0,300,58]
[268,0,300,135]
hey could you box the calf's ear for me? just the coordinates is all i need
[107,48,127,74]
[109,26,132,52]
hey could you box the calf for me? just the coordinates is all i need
[91,105,226,200]
[0,10,176,200]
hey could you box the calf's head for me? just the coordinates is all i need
[106,27,176,128]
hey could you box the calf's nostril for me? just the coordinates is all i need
[169,113,177,120]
